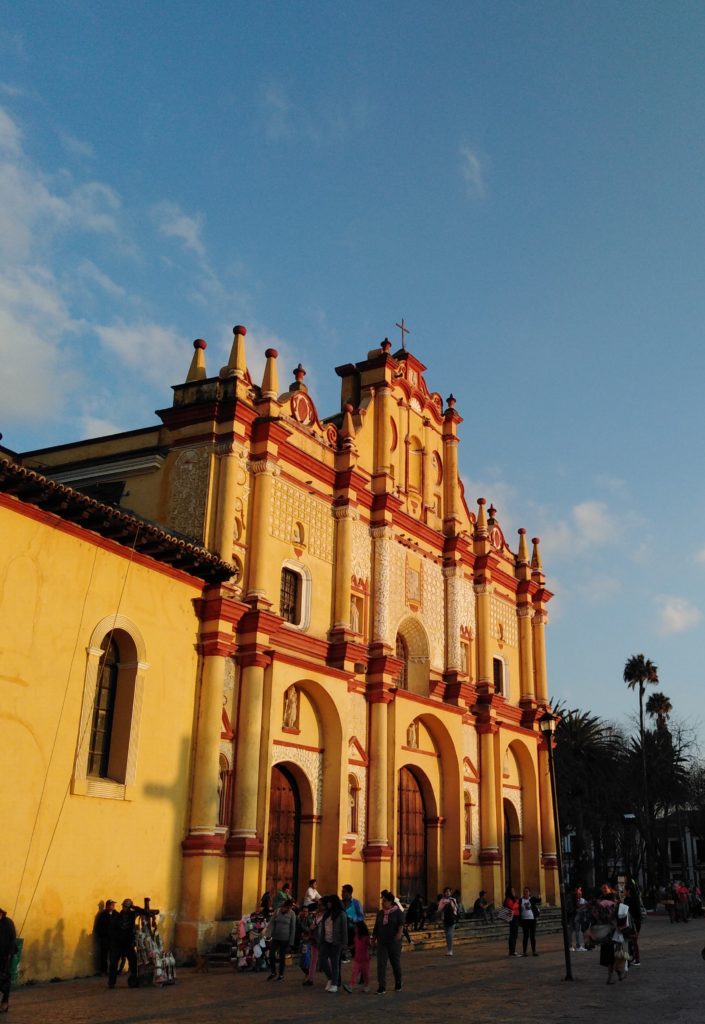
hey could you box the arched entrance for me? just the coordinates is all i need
[503,798,521,891]
[397,767,426,901]
[266,765,300,896]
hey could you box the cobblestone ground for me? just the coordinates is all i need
[8,917,705,1024]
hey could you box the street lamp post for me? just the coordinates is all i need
[539,709,574,981]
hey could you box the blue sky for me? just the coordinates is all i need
[2,1,704,746]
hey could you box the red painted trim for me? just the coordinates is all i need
[282,725,301,736]
[0,492,206,591]
[479,849,502,864]
[273,739,324,754]
[361,844,394,863]
[342,838,356,855]
[226,835,264,855]
[394,689,465,716]
[278,444,336,488]
[181,832,227,856]
[221,708,234,741]
[401,745,439,758]
[348,737,368,765]
[300,814,322,824]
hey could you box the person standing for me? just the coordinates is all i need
[273,883,293,911]
[94,899,117,975]
[568,886,588,952]
[372,892,404,993]
[266,898,296,981]
[519,887,541,956]
[302,901,323,986]
[108,899,148,989]
[341,884,364,960]
[319,895,347,993]
[0,907,17,1014]
[624,883,642,966]
[503,886,520,957]
[437,887,458,956]
[351,919,371,991]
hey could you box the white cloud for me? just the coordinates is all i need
[541,500,618,558]
[94,320,185,384]
[151,200,205,257]
[695,546,705,565]
[59,131,95,160]
[655,595,701,636]
[260,80,368,144]
[0,106,21,153]
[460,145,485,198]
[76,260,126,298]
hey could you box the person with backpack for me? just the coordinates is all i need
[437,886,459,956]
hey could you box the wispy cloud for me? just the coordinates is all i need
[459,144,486,198]
[59,131,95,160]
[0,105,22,154]
[541,500,618,558]
[151,199,205,257]
[695,546,705,565]
[655,595,701,636]
[260,79,367,144]
[95,321,184,384]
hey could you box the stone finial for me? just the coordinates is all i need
[340,402,356,443]
[381,338,392,354]
[531,537,543,571]
[446,394,456,409]
[475,497,488,536]
[261,347,279,399]
[517,527,530,565]
[488,504,497,524]
[291,363,308,392]
[186,339,207,382]
[221,324,248,379]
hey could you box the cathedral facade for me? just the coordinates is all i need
[0,328,557,978]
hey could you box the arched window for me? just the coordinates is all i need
[408,436,423,493]
[348,775,360,834]
[88,638,119,778]
[396,633,409,690]
[72,616,147,800]
[279,560,311,629]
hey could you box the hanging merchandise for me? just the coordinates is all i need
[231,913,270,971]
[134,898,176,986]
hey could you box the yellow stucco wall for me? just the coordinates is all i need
[0,499,203,981]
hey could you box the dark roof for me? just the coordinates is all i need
[0,459,235,585]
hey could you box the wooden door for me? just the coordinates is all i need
[397,766,426,901]
[266,765,300,897]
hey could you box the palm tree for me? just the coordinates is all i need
[623,654,659,887]
[646,691,673,733]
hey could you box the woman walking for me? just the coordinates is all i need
[265,898,297,981]
[504,886,520,957]
[319,895,347,993]
[519,886,541,956]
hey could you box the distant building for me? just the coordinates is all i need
[1,328,557,978]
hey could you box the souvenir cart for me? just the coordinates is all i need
[232,913,269,970]
[135,897,177,986]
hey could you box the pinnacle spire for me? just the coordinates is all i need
[185,339,207,382]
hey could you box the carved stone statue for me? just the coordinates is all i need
[283,685,299,729]
[350,598,360,633]
[406,720,418,749]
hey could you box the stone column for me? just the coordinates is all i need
[444,565,461,672]
[517,605,535,701]
[332,504,356,630]
[247,457,278,603]
[213,439,241,561]
[478,722,502,898]
[537,742,559,903]
[226,651,270,916]
[363,688,394,906]
[474,581,493,691]
[371,526,391,645]
[532,609,549,704]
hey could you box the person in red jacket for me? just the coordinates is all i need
[504,886,520,957]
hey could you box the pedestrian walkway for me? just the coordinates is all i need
[7,917,705,1024]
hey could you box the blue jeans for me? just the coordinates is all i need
[444,925,455,952]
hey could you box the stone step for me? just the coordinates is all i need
[206,908,565,968]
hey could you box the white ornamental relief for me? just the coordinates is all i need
[386,541,406,646]
[169,446,211,540]
[420,558,444,669]
[463,724,479,770]
[270,478,335,562]
[502,785,523,833]
[372,528,393,643]
[272,743,323,815]
[444,567,461,670]
[490,596,518,647]
[458,577,476,636]
[351,520,372,584]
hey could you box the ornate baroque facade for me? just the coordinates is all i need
[0,328,557,976]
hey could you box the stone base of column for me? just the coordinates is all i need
[174,835,226,961]
[362,844,393,908]
[327,629,369,673]
[443,672,477,708]
[479,849,503,904]
[541,852,559,904]
[519,696,539,727]
[223,835,264,918]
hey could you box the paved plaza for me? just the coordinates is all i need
[8,917,705,1024]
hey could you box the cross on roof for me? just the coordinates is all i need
[395,317,410,351]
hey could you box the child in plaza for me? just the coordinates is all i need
[352,919,371,992]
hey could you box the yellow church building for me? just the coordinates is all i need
[0,327,557,979]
